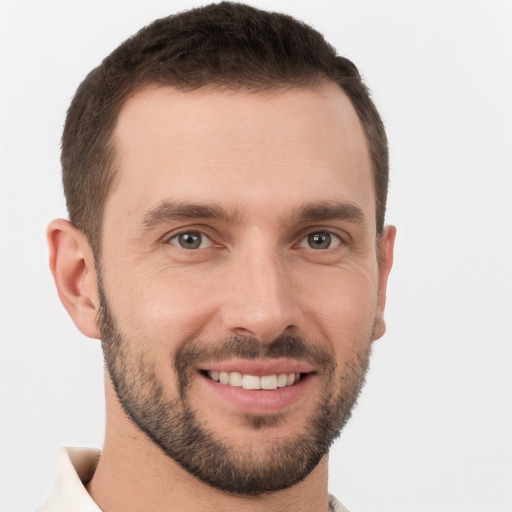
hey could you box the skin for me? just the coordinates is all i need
[48,83,395,512]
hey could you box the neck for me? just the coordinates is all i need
[86,379,330,512]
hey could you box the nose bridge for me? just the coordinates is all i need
[222,231,300,342]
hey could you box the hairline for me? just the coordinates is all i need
[91,78,381,260]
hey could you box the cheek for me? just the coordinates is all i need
[103,251,380,352]
[105,262,222,345]
[300,266,379,343]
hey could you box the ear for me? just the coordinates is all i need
[372,225,396,341]
[47,219,101,339]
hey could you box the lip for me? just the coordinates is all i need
[197,359,315,415]
[199,358,316,376]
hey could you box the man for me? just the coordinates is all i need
[39,2,395,511]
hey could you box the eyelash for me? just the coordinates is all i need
[166,229,345,251]
[167,231,215,250]
[297,231,343,250]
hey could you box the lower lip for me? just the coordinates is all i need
[198,373,313,414]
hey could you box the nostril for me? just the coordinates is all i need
[231,327,255,336]
[221,285,303,344]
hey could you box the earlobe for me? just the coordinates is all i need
[372,225,396,341]
[47,219,101,339]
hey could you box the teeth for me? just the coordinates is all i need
[207,370,300,390]
[242,374,261,390]
[228,372,242,387]
[261,375,278,390]
[277,373,288,388]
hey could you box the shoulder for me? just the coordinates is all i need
[329,493,351,512]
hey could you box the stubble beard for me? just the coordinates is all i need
[96,275,373,495]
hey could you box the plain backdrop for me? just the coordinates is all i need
[1,1,511,511]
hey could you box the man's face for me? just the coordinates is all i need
[97,84,393,493]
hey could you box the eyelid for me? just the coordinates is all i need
[161,225,348,250]
[167,231,214,249]
[297,230,343,250]
[294,225,348,245]
[161,223,213,241]
[162,225,222,249]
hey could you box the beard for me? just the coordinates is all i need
[97,275,373,495]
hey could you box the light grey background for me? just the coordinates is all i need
[1,1,511,511]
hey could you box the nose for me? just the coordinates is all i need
[220,239,303,343]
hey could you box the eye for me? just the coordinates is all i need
[299,231,342,250]
[168,231,213,250]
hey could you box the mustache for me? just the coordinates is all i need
[175,333,335,373]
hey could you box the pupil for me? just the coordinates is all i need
[309,232,330,249]
[180,232,201,249]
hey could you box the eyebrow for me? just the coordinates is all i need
[137,201,242,233]
[137,199,366,235]
[291,201,366,225]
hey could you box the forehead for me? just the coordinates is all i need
[106,84,374,228]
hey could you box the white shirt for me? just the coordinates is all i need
[35,447,350,512]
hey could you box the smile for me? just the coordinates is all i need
[206,370,302,390]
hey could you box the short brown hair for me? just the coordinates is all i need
[62,2,389,256]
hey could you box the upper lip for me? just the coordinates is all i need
[199,358,316,376]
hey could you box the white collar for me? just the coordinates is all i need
[35,447,101,511]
